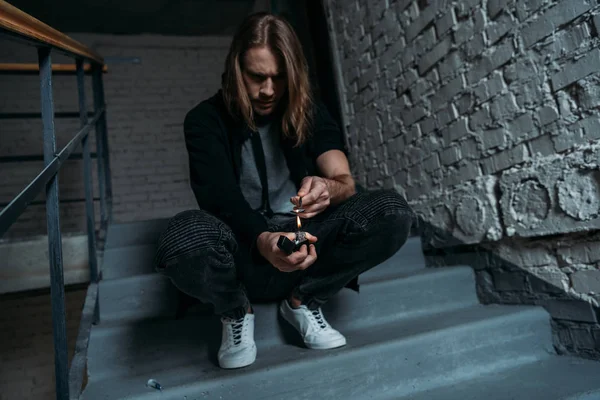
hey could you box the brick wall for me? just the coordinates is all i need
[324,0,600,358]
[0,34,231,239]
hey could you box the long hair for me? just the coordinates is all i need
[222,12,313,146]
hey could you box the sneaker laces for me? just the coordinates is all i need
[225,317,245,345]
[311,308,328,329]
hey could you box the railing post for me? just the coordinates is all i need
[38,47,69,400]
[92,65,112,227]
[76,59,100,325]
[99,71,113,223]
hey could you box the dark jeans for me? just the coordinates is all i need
[155,189,415,319]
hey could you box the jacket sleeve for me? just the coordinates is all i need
[184,110,269,248]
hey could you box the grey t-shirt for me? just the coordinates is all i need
[239,121,297,226]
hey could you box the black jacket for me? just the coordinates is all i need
[183,90,347,248]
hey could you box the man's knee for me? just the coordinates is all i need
[355,190,414,258]
[367,189,414,219]
[346,189,415,231]
[155,209,237,269]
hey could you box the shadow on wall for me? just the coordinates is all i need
[416,217,600,361]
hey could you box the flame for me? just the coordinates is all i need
[296,215,302,230]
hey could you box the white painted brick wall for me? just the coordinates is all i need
[326,0,600,358]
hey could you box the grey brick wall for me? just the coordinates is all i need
[325,0,600,358]
[0,33,230,239]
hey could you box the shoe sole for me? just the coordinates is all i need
[305,337,347,350]
[279,302,347,350]
[218,344,257,369]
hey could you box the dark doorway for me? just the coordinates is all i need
[304,1,344,130]
[273,0,347,149]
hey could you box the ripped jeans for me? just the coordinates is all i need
[155,189,415,319]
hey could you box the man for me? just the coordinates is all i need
[155,12,414,369]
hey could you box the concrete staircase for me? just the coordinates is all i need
[81,219,600,400]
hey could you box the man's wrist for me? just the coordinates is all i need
[323,175,355,205]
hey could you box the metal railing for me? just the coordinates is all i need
[0,1,112,399]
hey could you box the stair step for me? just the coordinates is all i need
[92,266,480,361]
[100,231,424,281]
[98,274,179,323]
[97,265,476,325]
[101,244,158,279]
[105,218,169,249]
[407,356,600,400]
[359,236,425,281]
[82,304,553,400]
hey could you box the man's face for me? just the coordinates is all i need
[241,46,287,116]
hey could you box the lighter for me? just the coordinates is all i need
[277,231,309,255]
[277,197,309,255]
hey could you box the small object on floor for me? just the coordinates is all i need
[146,378,163,390]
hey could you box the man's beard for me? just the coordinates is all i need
[253,99,283,125]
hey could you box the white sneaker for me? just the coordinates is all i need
[279,300,347,350]
[218,313,257,369]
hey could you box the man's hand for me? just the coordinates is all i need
[257,231,318,272]
[291,176,330,218]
